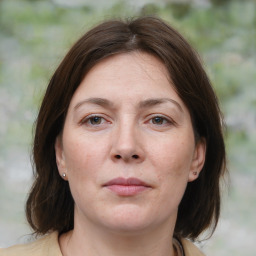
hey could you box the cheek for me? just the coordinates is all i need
[64,127,106,158]
[149,135,194,179]
[62,140,102,201]
[62,137,103,178]
[152,139,193,204]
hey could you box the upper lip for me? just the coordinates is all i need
[103,177,151,187]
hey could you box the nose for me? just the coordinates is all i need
[111,123,145,163]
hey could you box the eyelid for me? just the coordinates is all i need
[80,114,111,126]
[146,114,177,126]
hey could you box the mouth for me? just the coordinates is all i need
[103,177,152,196]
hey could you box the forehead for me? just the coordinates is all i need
[90,52,169,83]
[71,52,178,101]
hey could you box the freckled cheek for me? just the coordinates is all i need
[151,144,191,204]
[63,138,109,178]
[148,139,193,181]
[65,152,101,202]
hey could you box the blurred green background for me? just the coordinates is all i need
[0,0,255,255]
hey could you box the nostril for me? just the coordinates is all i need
[132,155,139,159]
[115,155,121,159]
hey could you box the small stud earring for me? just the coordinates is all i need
[62,173,66,178]
[193,171,198,176]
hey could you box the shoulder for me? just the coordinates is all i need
[0,232,62,256]
[180,238,206,256]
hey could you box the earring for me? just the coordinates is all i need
[62,173,66,178]
[193,171,198,176]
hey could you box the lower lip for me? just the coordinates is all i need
[105,185,150,196]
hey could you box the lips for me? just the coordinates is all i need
[103,177,151,196]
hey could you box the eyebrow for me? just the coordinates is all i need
[74,97,183,112]
[139,98,183,112]
[74,98,114,110]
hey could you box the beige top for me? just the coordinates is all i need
[0,232,205,256]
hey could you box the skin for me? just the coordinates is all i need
[55,52,206,256]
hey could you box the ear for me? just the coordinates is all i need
[188,138,206,182]
[55,135,68,180]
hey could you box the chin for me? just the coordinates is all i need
[104,221,152,236]
[99,205,163,235]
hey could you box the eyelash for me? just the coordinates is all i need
[147,115,175,126]
[80,114,176,128]
[80,115,109,126]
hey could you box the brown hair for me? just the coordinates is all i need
[26,16,226,239]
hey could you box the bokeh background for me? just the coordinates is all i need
[0,0,255,255]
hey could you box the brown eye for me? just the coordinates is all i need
[80,114,111,129]
[89,116,102,125]
[152,117,165,125]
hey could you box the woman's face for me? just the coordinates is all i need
[55,52,205,235]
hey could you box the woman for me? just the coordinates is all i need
[1,16,226,256]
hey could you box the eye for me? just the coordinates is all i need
[88,116,103,125]
[151,116,167,125]
[150,116,171,125]
[81,115,108,126]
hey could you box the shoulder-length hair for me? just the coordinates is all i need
[26,16,226,240]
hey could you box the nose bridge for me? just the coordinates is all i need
[112,115,143,162]
[116,117,137,151]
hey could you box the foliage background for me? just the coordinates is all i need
[0,0,255,255]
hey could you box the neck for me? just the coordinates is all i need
[59,217,176,256]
